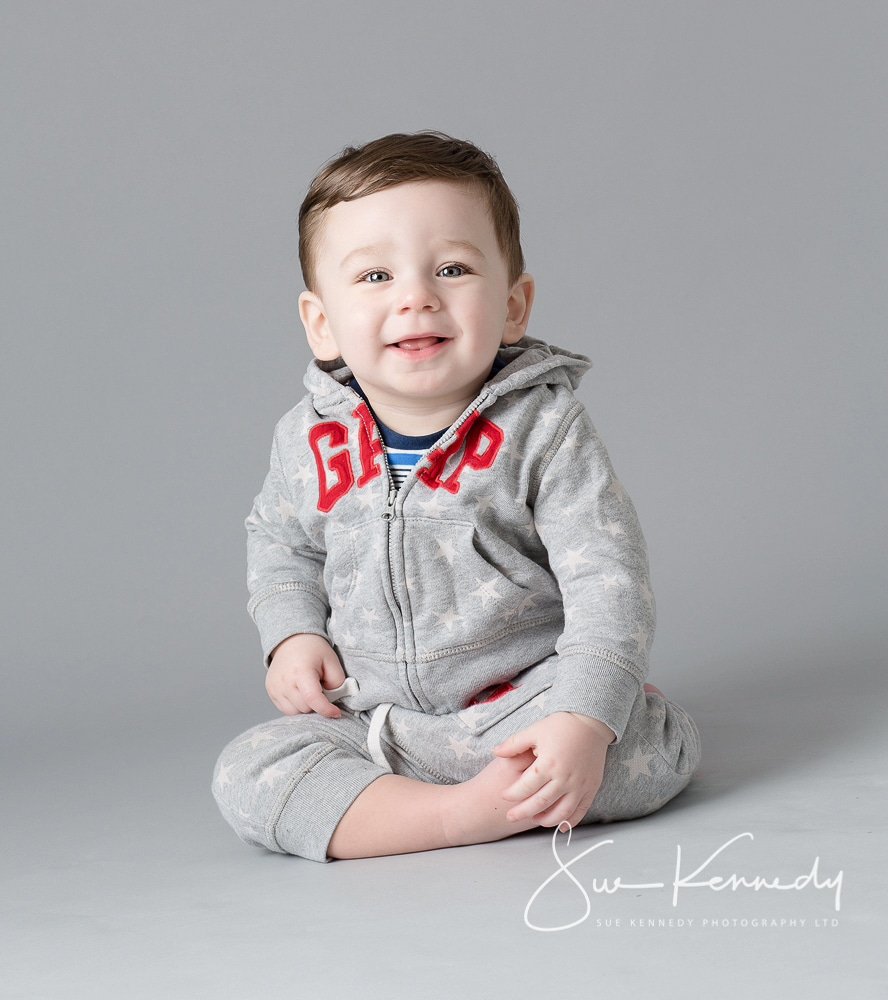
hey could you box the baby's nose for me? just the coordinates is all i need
[397,275,440,311]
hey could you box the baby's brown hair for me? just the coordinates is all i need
[298,130,526,293]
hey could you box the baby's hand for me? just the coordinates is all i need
[265,634,347,719]
[491,712,615,829]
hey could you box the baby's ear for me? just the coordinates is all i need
[503,272,535,343]
[299,290,340,361]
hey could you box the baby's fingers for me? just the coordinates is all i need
[500,753,546,803]
[505,779,562,822]
[533,792,583,829]
[298,673,342,719]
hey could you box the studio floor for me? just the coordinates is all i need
[4,640,884,1000]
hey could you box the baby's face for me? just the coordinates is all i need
[298,179,533,430]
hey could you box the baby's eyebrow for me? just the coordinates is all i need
[438,239,486,259]
[340,244,387,269]
[339,239,486,270]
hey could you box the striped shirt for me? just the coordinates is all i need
[348,354,508,489]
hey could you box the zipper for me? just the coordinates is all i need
[339,383,404,605]
[382,484,397,522]
[377,387,493,520]
[338,385,415,698]
[437,389,493,447]
[374,425,422,703]
[339,382,494,705]
[377,452,403,618]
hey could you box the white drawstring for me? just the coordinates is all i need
[367,703,395,772]
[324,678,395,773]
[323,677,360,701]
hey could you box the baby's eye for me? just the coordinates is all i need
[360,269,391,283]
[438,263,469,278]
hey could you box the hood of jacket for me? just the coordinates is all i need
[301,334,593,416]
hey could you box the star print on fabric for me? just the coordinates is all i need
[507,592,540,619]
[258,762,286,788]
[238,730,277,750]
[563,501,582,520]
[215,763,233,789]
[434,538,457,565]
[433,607,464,631]
[561,545,594,574]
[469,576,505,607]
[474,494,497,515]
[355,488,377,511]
[291,462,313,489]
[336,626,357,647]
[446,735,481,760]
[602,520,625,538]
[457,702,493,725]
[640,578,654,609]
[631,625,651,653]
[562,431,585,453]
[500,439,527,463]
[606,478,626,503]
[416,492,448,517]
[395,715,414,736]
[275,493,297,523]
[536,500,579,529]
[530,689,549,712]
[538,408,560,429]
[331,586,347,609]
[359,605,380,625]
[601,574,623,592]
[247,568,259,586]
[620,744,657,782]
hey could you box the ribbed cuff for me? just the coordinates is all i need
[273,747,391,863]
[251,589,330,668]
[543,652,642,744]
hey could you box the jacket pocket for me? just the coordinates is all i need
[323,524,357,626]
[455,677,555,736]
[404,518,559,655]
[325,517,400,654]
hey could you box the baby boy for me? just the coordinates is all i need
[212,131,702,863]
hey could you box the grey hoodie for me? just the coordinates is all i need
[244,334,656,744]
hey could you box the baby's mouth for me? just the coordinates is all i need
[393,337,445,351]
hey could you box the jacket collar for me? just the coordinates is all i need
[302,335,593,417]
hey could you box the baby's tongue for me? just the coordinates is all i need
[399,337,438,350]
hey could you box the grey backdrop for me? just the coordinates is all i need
[3,2,886,998]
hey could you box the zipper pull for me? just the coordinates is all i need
[382,485,397,521]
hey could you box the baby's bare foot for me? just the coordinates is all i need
[442,750,544,848]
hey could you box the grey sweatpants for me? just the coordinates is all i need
[211,659,701,863]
